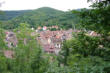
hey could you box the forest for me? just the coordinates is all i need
[0,0,110,73]
[0,7,80,29]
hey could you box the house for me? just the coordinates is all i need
[3,50,14,59]
[43,44,55,53]
[36,29,74,54]
[37,26,42,30]
[43,26,47,31]
[5,32,18,48]
[86,31,100,37]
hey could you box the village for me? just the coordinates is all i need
[36,26,73,55]
[3,25,99,58]
[0,0,109,72]
[4,26,74,58]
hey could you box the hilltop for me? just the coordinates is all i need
[0,7,80,29]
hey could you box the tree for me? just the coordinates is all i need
[58,0,110,72]
[0,23,49,73]
[11,23,48,73]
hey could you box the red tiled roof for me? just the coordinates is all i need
[43,44,55,52]
[4,50,14,59]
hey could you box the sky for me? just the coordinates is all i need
[0,0,91,11]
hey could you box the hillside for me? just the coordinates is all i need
[1,7,80,29]
[0,10,31,21]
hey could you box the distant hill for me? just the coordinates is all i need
[1,7,80,29]
[0,10,31,21]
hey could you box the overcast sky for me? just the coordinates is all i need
[0,0,91,11]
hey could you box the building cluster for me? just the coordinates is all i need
[5,31,18,48]
[3,26,100,58]
[2,31,18,59]
[36,26,59,32]
[37,29,73,54]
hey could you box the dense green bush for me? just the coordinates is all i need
[0,23,49,73]
[58,32,110,73]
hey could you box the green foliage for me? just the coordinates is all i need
[0,28,8,50]
[62,2,110,72]
[74,0,110,34]
[0,10,30,21]
[0,1,110,73]
[0,56,7,73]
[0,23,49,73]
[58,32,110,73]
[1,7,80,29]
